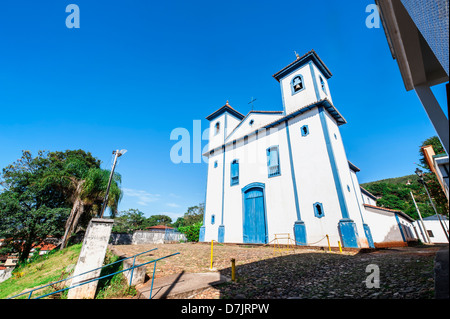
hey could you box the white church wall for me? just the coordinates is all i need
[322,111,369,247]
[280,64,318,115]
[226,112,283,142]
[221,123,299,243]
[203,148,224,242]
[363,207,404,244]
[208,113,227,151]
[311,63,333,104]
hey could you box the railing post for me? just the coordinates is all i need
[129,256,136,287]
[149,262,157,299]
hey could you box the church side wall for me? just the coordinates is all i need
[203,147,224,242]
[322,111,369,248]
[288,108,345,246]
[221,123,298,243]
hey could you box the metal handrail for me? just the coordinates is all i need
[7,247,174,299]
[36,252,180,299]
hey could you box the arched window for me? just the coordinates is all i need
[267,146,281,177]
[313,202,324,218]
[215,122,220,135]
[231,159,239,186]
[291,74,305,95]
[319,75,327,94]
[301,125,309,137]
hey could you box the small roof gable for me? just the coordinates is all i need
[206,101,245,121]
[272,50,332,82]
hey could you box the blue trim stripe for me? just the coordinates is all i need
[285,120,302,221]
[395,213,406,242]
[318,106,350,219]
[309,62,321,102]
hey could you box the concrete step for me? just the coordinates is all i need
[135,271,229,299]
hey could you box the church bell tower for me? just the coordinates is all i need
[272,50,333,115]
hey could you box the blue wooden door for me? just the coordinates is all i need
[243,187,267,244]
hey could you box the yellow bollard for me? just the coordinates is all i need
[231,258,236,282]
[326,234,331,252]
[338,240,342,253]
[210,240,214,270]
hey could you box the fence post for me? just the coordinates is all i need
[231,258,236,282]
[326,234,331,252]
[210,240,214,270]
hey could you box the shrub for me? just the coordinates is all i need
[178,222,202,242]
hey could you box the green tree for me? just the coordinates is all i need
[145,214,173,228]
[0,150,123,253]
[112,209,146,233]
[173,203,204,228]
[0,151,70,262]
[419,136,446,170]
[38,150,123,249]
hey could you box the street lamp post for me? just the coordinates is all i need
[99,149,127,218]
[415,168,449,242]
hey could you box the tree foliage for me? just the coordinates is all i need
[0,149,123,258]
[419,136,446,170]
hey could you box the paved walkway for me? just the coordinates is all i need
[135,271,229,299]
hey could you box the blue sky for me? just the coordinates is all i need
[0,1,447,221]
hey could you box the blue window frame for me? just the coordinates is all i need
[291,74,305,95]
[231,159,239,186]
[211,214,215,225]
[214,161,218,168]
[267,146,281,177]
[313,202,324,218]
[301,125,309,136]
[319,75,327,95]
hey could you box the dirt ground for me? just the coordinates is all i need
[111,242,445,299]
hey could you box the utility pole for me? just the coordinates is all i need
[99,149,127,218]
[410,191,431,243]
[415,168,449,242]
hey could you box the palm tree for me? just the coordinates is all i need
[38,150,122,250]
[59,168,122,249]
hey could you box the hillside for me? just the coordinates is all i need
[361,173,448,220]
[0,244,130,299]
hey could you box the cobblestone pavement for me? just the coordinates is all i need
[112,243,444,299]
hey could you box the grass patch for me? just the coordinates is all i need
[0,244,82,299]
[0,244,137,299]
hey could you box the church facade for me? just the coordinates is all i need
[199,50,376,248]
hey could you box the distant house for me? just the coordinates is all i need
[29,243,57,257]
[414,214,450,244]
[145,225,174,232]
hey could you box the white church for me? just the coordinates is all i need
[198,50,421,248]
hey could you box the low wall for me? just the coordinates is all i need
[132,230,186,245]
[110,230,187,245]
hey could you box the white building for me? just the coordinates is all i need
[414,214,450,244]
[199,50,377,248]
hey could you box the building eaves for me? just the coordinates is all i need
[363,204,415,223]
[203,98,346,156]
